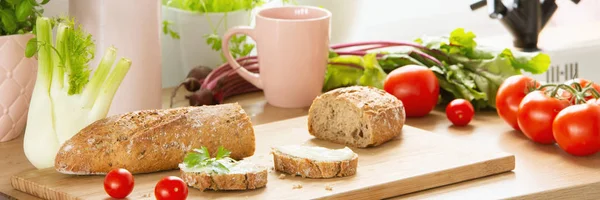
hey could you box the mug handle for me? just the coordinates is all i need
[222,26,263,89]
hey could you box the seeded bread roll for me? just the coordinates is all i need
[308,86,405,148]
[54,103,255,175]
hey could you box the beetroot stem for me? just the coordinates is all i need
[218,68,259,93]
[327,62,365,70]
[330,41,427,50]
[204,61,258,90]
[202,56,257,88]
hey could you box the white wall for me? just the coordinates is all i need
[42,0,68,17]
[45,0,600,42]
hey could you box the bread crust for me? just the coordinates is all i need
[272,149,358,178]
[308,86,405,147]
[180,169,268,191]
[54,103,255,175]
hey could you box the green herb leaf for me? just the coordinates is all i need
[165,0,263,12]
[24,37,36,58]
[195,146,211,160]
[204,34,222,51]
[0,9,18,33]
[183,151,204,168]
[58,17,95,95]
[15,0,32,22]
[182,146,234,174]
[211,160,230,174]
[5,0,21,6]
[215,146,231,160]
[241,43,254,56]
[162,20,180,39]
[0,0,43,35]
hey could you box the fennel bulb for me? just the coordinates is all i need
[23,17,132,169]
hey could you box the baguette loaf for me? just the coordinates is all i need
[54,103,255,175]
[272,145,358,178]
[308,86,405,148]
[180,160,267,191]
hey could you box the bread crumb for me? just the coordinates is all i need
[325,184,333,191]
[292,184,303,189]
[141,193,152,198]
[278,174,286,179]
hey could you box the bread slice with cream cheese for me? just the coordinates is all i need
[180,159,267,191]
[179,147,267,191]
[272,145,358,178]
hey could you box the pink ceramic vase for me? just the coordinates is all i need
[0,34,37,142]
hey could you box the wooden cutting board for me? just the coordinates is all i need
[11,116,515,200]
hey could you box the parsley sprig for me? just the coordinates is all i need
[183,146,232,174]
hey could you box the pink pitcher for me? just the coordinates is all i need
[222,6,331,108]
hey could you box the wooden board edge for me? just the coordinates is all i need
[11,174,76,200]
[506,181,600,200]
[320,154,516,200]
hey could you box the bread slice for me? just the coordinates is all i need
[272,145,358,178]
[54,103,255,175]
[180,160,267,191]
[308,86,405,148]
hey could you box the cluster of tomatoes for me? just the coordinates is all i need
[383,65,475,126]
[104,168,188,200]
[496,75,600,156]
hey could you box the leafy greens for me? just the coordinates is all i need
[162,0,266,63]
[323,28,551,110]
[323,53,387,91]
[0,0,49,36]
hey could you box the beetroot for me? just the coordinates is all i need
[186,88,215,106]
[174,41,444,107]
[170,66,213,108]
[184,66,212,91]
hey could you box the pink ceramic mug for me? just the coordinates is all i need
[222,6,331,108]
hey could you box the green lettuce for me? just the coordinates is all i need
[323,53,387,91]
[324,28,551,110]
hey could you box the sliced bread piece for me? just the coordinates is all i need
[272,145,358,178]
[308,86,405,148]
[179,147,267,191]
[179,159,268,191]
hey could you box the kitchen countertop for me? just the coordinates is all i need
[2,88,600,199]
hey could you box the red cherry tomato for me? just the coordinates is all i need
[155,176,188,200]
[104,168,134,199]
[587,98,600,106]
[517,90,569,144]
[496,75,539,131]
[445,99,474,126]
[383,65,439,117]
[553,103,600,156]
[564,78,600,101]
